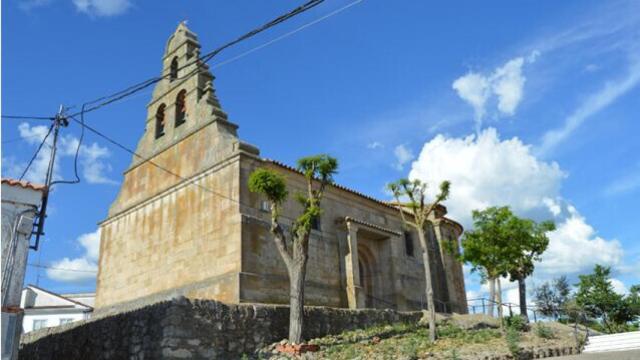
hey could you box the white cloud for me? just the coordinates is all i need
[610,278,628,295]
[408,128,565,227]
[543,197,562,217]
[18,0,52,11]
[452,72,490,124]
[367,141,383,150]
[537,58,640,156]
[73,0,131,17]
[584,64,600,73]
[409,128,624,283]
[604,167,640,197]
[540,207,624,276]
[47,229,100,283]
[9,123,116,185]
[80,143,117,184]
[393,144,414,170]
[452,54,535,130]
[492,57,525,116]
[16,123,56,183]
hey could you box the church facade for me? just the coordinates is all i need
[95,24,468,314]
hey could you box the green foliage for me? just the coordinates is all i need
[575,264,640,333]
[505,315,528,332]
[386,178,450,225]
[296,154,338,183]
[505,327,521,356]
[504,217,555,283]
[448,349,461,360]
[248,168,288,206]
[290,155,338,236]
[535,323,556,339]
[462,207,554,282]
[460,206,514,279]
[436,324,501,343]
[534,276,572,319]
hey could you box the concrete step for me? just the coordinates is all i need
[583,331,640,353]
[587,332,640,342]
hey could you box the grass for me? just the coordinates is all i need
[260,316,580,359]
[307,322,504,359]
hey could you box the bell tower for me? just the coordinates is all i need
[106,22,248,216]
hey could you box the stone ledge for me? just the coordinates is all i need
[20,297,421,359]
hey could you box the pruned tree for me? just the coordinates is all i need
[248,154,337,344]
[504,216,555,321]
[388,178,450,342]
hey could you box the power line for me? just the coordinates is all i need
[68,0,326,119]
[27,263,97,273]
[212,0,364,69]
[2,134,49,144]
[18,123,55,181]
[1,115,55,121]
[51,104,85,186]
[68,116,242,206]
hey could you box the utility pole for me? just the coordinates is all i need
[31,105,69,251]
[1,105,67,360]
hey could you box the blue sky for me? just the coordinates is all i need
[2,0,639,303]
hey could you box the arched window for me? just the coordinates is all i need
[155,104,166,139]
[404,231,414,257]
[170,57,178,81]
[175,90,187,127]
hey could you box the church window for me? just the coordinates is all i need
[404,231,414,257]
[170,57,178,81]
[175,89,187,127]
[155,104,166,139]
[311,216,321,231]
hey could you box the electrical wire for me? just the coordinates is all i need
[1,115,55,121]
[50,104,85,186]
[2,134,50,144]
[27,263,97,273]
[68,0,325,119]
[18,123,55,181]
[67,115,242,205]
[212,0,363,70]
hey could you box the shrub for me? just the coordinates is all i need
[506,328,521,356]
[535,323,555,339]
[505,314,528,332]
[448,349,461,360]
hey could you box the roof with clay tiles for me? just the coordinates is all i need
[263,159,463,232]
[1,178,47,192]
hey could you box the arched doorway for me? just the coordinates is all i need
[358,245,376,308]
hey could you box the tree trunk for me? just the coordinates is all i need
[496,277,504,329]
[418,228,437,342]
[518,276,529,322]
[288,261,306,343]
[488,277,496,317]
[286,230,311,344]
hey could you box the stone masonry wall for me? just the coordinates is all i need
[20,297,421,359]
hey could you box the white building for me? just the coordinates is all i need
[20,285,94,333]
[1,179,44,360]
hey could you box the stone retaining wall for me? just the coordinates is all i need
[20,297,421,359]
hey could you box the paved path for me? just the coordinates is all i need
[554,349,640,359]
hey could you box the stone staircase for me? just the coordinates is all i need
[582,331,640,353]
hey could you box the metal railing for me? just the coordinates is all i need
[466,297,592,351]
[364,293,398,310]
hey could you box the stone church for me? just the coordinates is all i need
[95,23,468,314]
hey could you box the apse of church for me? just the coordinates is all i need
[95,23,468,314]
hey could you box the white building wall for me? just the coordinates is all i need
[22,310,89,333]
[1,182,43,360]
